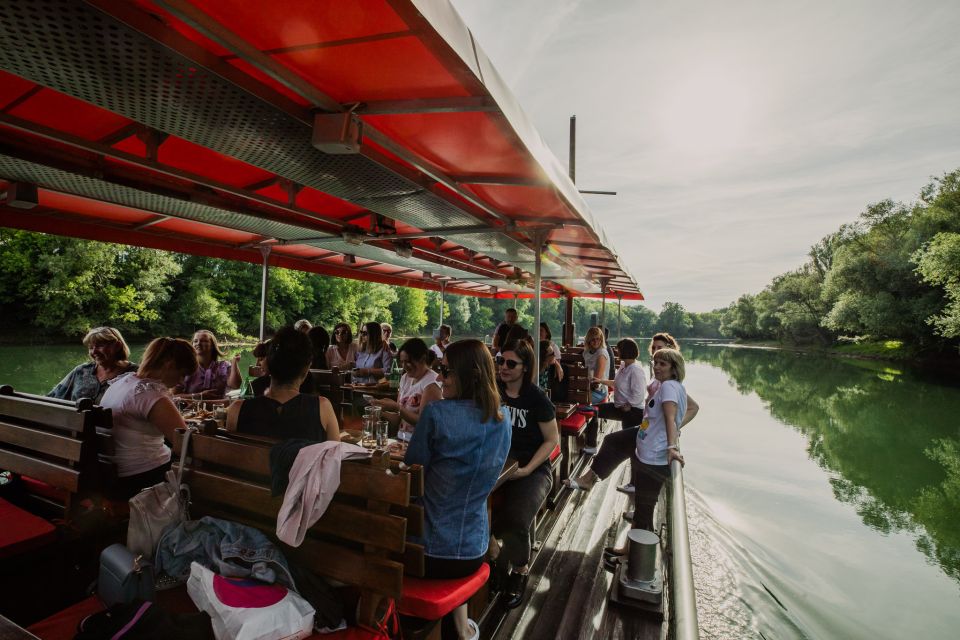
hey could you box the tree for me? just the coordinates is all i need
[657,302,693,337]
[914,232,960,340]
[389,286,428,335]
[721,294,761,339]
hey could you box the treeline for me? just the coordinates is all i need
[0,228,666,342]
[685,169,960,352]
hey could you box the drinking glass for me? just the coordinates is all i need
[362,416,376,447]
[376,420,389,448]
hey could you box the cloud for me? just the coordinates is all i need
[451,0,960,312]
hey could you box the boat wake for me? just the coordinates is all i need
[685,486,811,640]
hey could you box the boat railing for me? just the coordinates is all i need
[667,458,700,639]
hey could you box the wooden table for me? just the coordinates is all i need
[0,616,40,640]
[554,402,577,420]
[342,382,399,405]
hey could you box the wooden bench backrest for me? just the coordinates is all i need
[562,363,593,405]
[308,368,349,420]
[0,386,114,514]
[173,430,425,625]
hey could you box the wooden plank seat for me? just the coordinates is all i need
[170,428,435,630]
[308,368,350,422]
[547,443,564,507]
[0,385,114,529]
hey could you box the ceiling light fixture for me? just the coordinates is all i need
[395,242,413,259]
[342,231,365,246]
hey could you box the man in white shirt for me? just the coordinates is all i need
[429,324,451,359]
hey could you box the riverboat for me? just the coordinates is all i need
[0,1,696,638]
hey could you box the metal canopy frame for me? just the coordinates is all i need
[0,0,641,303]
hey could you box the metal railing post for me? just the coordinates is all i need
[669,459,699,639]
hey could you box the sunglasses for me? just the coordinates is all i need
[359,331,368,336]
[495,356,522,370]
[439,364,451,378]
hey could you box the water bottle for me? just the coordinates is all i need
[389,358,402,387]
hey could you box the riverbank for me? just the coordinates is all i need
[717,338,959,372]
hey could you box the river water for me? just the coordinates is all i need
[2,342,959,638]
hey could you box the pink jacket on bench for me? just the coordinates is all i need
[276,441,370,547]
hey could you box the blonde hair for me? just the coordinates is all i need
[653,348,685,383]
[193,330,225,359]
[138,337,198,378]
[445,339,503,423]
[82,327,131,360]
[585,326,606,349]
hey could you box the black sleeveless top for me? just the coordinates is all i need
[237,394,325,441]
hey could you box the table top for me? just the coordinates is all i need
[554,402,577,419]
[0,616,40,640]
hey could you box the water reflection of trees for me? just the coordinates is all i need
[688,343,960,582]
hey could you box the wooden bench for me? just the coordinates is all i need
[308,368,350,422]
[0,386,114,532]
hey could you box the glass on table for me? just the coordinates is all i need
[376,420,389,448]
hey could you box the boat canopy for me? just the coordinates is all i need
[0,0,641,301]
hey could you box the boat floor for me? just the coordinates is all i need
[489,464,667,640]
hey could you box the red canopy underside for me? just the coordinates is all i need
[0,0,641,301]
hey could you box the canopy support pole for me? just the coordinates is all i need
[564,293,574,347]
[599,277,611,330]
[617,293,624,340]
[258,245,272,341]
[438,280,446,327]
[530,229,549,387]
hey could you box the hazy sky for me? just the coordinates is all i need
[449,0,960,313]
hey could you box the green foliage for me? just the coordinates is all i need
[389,287,428,334]
[713,168,960,351]
[656,301,693,337]
[914,232,960,339]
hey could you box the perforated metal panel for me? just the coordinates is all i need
[0,0,536,267]
[0,153,328,242]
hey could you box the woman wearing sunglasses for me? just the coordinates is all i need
[405,340,511,639]
[352,321,393,385]
[493,340,560,609]
[582,326,613,454]
[371,338,441,440]
[325,322,357,370]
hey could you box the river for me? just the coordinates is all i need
[2,341,959,639]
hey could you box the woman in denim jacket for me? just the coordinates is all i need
[405,339,511,639]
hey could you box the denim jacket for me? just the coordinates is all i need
[405,399,511,559]
[155,516,295,589]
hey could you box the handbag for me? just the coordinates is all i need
[127,426,197,560]
[98,543,156,607]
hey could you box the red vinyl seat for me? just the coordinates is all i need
[27,595,104,640]
[0,497,57,559]
[560,412,587,436]
[549,444,561,463]
[20,476,70,503]
[398,562,490,620]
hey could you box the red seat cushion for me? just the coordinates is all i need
[27,596,104,640]
[549,444,561,463]
[315,627,387,639]
[399,563,490,619]
[560,413,587,436]
[21,475,69,503]
[0,497,57,559]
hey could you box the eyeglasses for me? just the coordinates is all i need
[439,364,451,378]
[334,329,346,335]
[358,331,368,336]
[495,356,522,370]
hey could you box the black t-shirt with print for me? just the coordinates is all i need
[500,383,555,467]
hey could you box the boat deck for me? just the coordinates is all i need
[489,465,667,640]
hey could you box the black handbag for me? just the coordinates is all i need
[98,543,156,607]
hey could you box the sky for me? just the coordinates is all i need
[449,0,960,313]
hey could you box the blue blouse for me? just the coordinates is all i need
[405,399,512,559]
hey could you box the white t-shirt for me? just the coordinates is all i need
[429,343,445,359]
[549,341,562,361]
[636,379,686,466]
[100,373,172,477]
[397,369,441,439]
[613,362,647,409]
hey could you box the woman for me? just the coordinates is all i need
[48,326,137,403]
[226,326,339,442]
[405,340,511,640]
[325,322,357,370]
[380,322,398,355]
[99,337,198,499]
[566,333,698,492]
[631,347,688,531]
[582,326,612,454]
[538,323,564,387]
[249,339,272,397]
[176,330,240,400]
[352,321,393,385]
[370,338,441,441]
[307,325,330,370]
[494,340,560,609]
